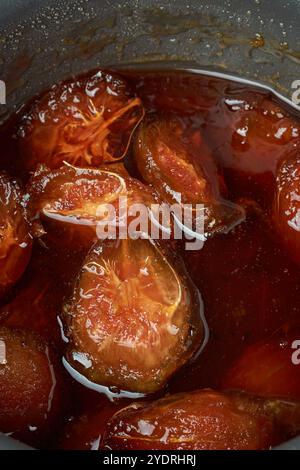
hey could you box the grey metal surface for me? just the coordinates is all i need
[0,0,300,120]
[0,433,33,450]
[0,0,299,450]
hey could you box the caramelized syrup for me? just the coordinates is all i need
[1,69,300,448]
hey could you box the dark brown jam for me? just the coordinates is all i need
[0,69,300,450]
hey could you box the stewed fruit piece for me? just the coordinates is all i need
[273,151,300,265]
[0,327,63,446]
[204,95,300,204]
[61,390,300,450]
[17,70,144,172]
[209,96,300,175]
[0,173,32,299]
[26,164,162,248]
[62,238,205,394]
[222,336,300,401]
[134,117,244,238]
[101,389,275,450]
[0,248,66,346]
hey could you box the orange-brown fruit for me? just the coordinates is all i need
[222,337,300,401]
[209,96,300,175]
[0,327,63,446]
[26,164,164,249]
[102,389,275,450]
[0,173,32,299]
[17,70,144,172]
[62,238,205,394]
[134,117,244,238]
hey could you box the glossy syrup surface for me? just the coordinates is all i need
[1,69,300,449]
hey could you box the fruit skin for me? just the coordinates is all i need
[205,95,300,205]
[208,96,300,175]
[60,389,300,450]
[0,327,64,447]
[221,337,300,401]
[230,392,300,446]
[62,238,205,394]
[17,70,144,172]
[0,173,32,299]
[101,389,274,450]
[273,152,300,265]
[133,116,244,238]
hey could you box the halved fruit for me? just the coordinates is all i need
[17,70,144,172]
[62,238,205,394]
[26,164,164,248]
[134,116,244,238]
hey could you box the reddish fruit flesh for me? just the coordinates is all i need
[26,164,161,248]
[134,117,244,237]
[18,70,144,172]
[63,238,204,394]
[0,173,32,299]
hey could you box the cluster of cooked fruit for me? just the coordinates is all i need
[0,69,300,449]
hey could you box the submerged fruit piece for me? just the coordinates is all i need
[26,164,162,248]
[134,117,244,237]
[209,96,300,175]
[222,336,300,401]
[0,247,66,346]
[102,389,274,450]
[63,238,205,394]
[178,198,300,392]
[205,95,300,205]
[18,70,144,171]
[273,152,300,265]
[0,173,32,299]
[0,327,63,446]
[230,391,300,445]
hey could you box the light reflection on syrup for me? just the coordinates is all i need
[62,357,145,402]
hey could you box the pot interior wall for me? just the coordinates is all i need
[0,0,300,120]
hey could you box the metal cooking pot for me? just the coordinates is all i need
[0,0,299,451]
